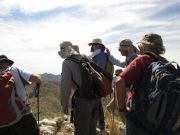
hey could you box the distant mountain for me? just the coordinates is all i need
[41,73,61,82]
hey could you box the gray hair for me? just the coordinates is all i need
[147,43,166,55]
[140,33,166,55]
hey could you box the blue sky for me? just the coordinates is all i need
[0,0,180,74]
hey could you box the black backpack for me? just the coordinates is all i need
[66,55,113,99]
[133,53,180,134]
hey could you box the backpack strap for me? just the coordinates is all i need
[144,51,162,61]
[145,51,178,70]
[16,68,30,86]
[4,67,18,97]
[66,56,81,64]
[65,56,82,95]
[9,67,30,87]
[66,54,92,64]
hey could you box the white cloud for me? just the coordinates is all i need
[0,0,180,74]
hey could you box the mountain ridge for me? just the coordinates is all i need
[41,73,61,82]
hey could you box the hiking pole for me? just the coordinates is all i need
[33,84,40,128]
[70,95,75,123]
[111,82,116,129]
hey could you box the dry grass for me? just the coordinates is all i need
[105,110,125,135]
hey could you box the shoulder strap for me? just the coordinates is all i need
[105,53,109,61]
[144,51,161,61]
[66,56,81,64]
[66,55,91,63]
[15,67,29,86]
[5,67,18,96]
[65,56,82,91]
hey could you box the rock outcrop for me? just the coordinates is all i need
[39,114,125,135]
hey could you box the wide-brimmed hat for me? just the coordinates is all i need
[138,33,163,46]
[119,39,133,50]
[88,38,104,46]
[58,41,80,58]
[60,41,73,49]
[0,55,14,66]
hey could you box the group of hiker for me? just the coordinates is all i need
[0,32,180,135]
[59,33,180,135]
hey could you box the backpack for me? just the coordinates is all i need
[66,55,113,99]
[104,54,114,77]
[0,70,30,128]
[133,53,180,133]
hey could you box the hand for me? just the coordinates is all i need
[33,84,40,97]
[115,69,123,76]
[105,48,110,56]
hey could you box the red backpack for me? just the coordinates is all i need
[0,70,30,128]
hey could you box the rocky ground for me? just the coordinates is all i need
[39,114,125,135]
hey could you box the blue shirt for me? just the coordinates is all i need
[92,51,106,69]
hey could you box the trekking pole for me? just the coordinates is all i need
[112,84,116,128]
[70,95,75,123]
[33,84,40,128]
[111,75,118,129]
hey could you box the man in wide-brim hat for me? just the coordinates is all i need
[0,54,42,135]
[0,55,14,66]
[88,38,107,133]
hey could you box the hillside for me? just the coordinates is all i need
[27,80,61,120]
[41,73,61,82]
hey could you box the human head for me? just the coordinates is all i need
[0,55,14,67]
[58,41,79,59]
[138,33,165,55]
[88,38,105,52]
[118,39,134,56]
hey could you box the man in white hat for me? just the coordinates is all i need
[89,38,107,133]
[89,38,107,68]
[59,41,100,135]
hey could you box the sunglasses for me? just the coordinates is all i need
[118,48,122,51]
[92,44,99,47]
[92,44,98,46]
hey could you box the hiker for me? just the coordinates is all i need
[58,41,100,135]
[0,55,42,135]
[88,38,107,133]
[106,39,139,68]
[106,39,139,114]
[115,33,180,135]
